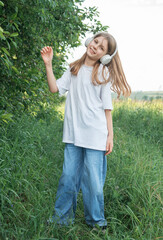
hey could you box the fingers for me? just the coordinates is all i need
[105,150,110,156]
[40,46,49,53]
[105,149,112,156]
[40,46,52,54]
[105,144,113,156]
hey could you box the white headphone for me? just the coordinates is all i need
[85,33,118,65]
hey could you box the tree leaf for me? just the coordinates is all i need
[0,31,5,40]
[0,26,4,32]
[1,47,10,56]
[12,66,19,74]
[10,32,19,37]
[0,1,4,7]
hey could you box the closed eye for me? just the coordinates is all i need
[94,39,105,51]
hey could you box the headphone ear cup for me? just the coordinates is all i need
[85,37,93,47]
[100,55,112,65]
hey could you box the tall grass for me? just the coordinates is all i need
[0,99,162,240]
[113,99,163,146]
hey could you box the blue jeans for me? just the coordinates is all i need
[51,143,107,227]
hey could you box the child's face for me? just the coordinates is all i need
[86,36,108,62]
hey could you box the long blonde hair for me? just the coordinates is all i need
[70,32,131,98]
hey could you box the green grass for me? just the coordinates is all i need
[0,99,162,240]
[112,91,163,101]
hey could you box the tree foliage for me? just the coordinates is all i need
[0,0,108,123]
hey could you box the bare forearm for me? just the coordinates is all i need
[40,46,58,93]
[105,110,113,138]
[45,62,58,93]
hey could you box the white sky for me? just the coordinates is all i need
[67,0,163,92]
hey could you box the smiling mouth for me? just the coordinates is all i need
[89,47,96,54]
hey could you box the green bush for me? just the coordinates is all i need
[0,0,107,120]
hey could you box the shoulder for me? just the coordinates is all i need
[57,67,72,82]
[63,66,72,77]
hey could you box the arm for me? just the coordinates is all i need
[40,46,58,93]
[104,109,113,155]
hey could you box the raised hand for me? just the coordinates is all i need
[40,46,53,65]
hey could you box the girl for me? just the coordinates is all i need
[41,32,131,228]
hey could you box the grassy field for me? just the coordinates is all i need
[112,91,163,101]
[0,99,162,240]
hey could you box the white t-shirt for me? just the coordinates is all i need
[56,64,113,151]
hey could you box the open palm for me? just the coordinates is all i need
[40,46,53,65]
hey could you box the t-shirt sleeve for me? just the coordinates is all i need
[56,68,71,97]
[100,81,113,110]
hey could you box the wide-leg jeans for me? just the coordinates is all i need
[51,143,107,227]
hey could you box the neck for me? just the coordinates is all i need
[84,56,96,66]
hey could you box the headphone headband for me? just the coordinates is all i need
[85,32,118,65]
